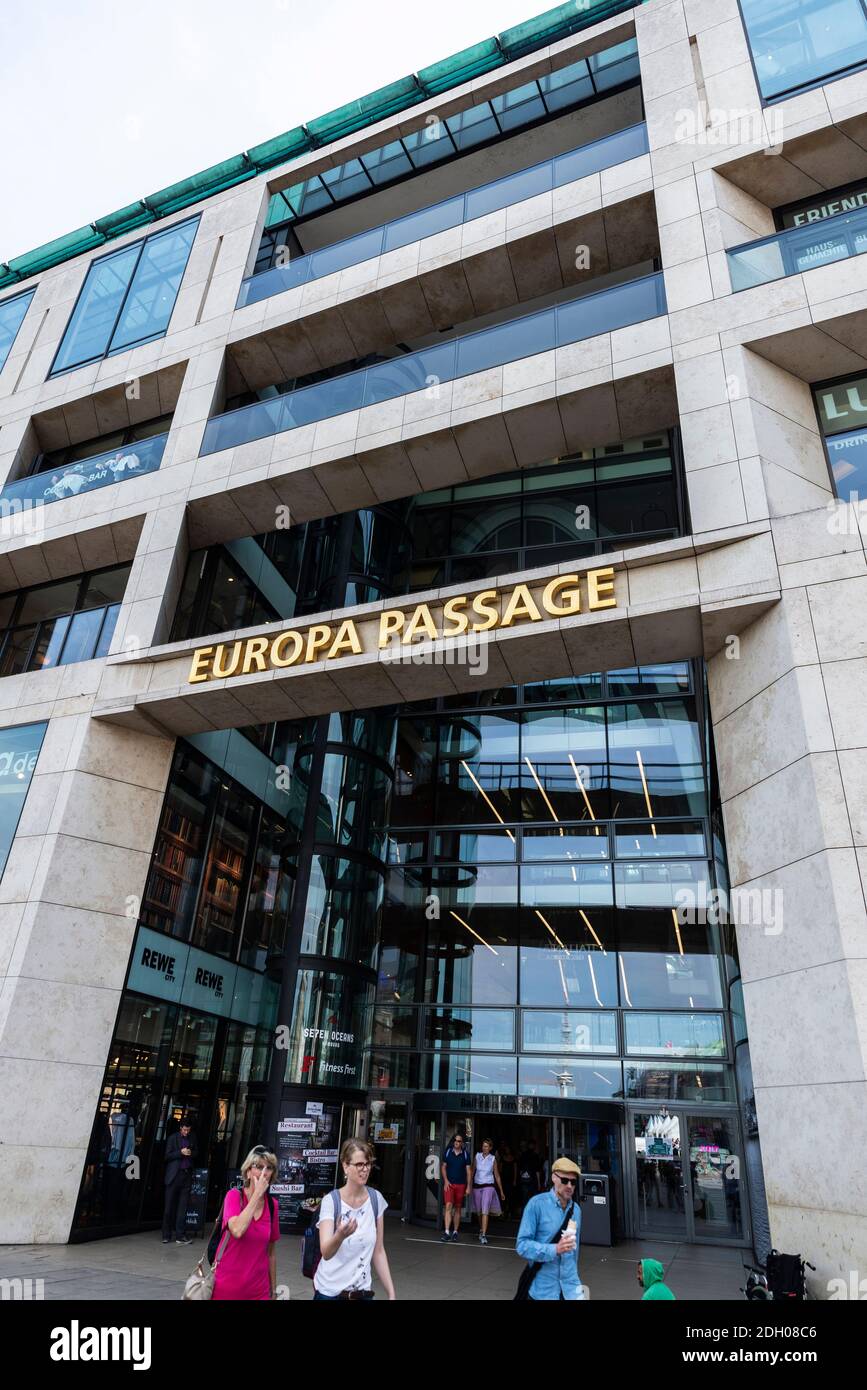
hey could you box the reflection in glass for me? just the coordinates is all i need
[624,1011,726,1057]
[688,1113,744,1238]
[425,1007,515,1050]
[522,1010,618,1054]
[426,865,518,1005]
[518,1055,622,1099]
[424,1053,517,1093]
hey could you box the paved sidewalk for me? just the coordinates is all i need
[1,1222,748,1301]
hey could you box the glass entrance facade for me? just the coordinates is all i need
[72,426,752,1246]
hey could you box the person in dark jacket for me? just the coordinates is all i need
[162,1119,197,1245]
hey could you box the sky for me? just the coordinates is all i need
[0,0,549,263]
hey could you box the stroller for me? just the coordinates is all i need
[742,1248,815,1300]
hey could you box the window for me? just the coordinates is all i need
[0,721,47,879]
[50,217,198,375]
[0,289,35,373]
[814,372,867,501]
[0,564,130,678]
[740,0,867,100]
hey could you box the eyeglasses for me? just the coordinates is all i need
[554,1174,578,1186]
[349,1160,372,1170]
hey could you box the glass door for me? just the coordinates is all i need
[686,1112,746,1243]
[368,1099,407,1210]
[413,1111,444,1221]
[632,1109,688,1239]
[630,1107,749,1244]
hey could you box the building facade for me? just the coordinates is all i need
[0,0,866,1291]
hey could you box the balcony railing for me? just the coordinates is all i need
[1,431,167,507]
[237,122,650,310]
[727,206,867,291]
[203,272,667,457]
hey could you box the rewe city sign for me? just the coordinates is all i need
[188,566,617,683]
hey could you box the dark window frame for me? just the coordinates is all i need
[0,563,130,677]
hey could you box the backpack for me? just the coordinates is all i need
[207,1190,274,1266]
[301,1187,382,1279]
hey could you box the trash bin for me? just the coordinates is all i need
[579,1174,612,1246]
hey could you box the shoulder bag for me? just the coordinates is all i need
[513,1199,575,1301]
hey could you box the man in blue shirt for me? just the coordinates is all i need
[516,1156,584,1300]
[440,1132,473,1242]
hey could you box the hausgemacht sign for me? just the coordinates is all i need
[187,567,618,684]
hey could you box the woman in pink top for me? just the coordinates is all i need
[212,1145,280,1300]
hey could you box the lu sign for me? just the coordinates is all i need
[188,567,618,684]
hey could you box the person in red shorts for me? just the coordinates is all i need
[440,1132,473,1242]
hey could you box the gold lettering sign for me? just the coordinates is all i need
[188,567,618,684]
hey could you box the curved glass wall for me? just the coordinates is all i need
[370,663,738,1106]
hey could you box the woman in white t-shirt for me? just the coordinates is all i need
[471,1138,505,1245]
[314,1139,396,1301]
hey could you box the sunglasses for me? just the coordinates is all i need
[554,1174,578,1186]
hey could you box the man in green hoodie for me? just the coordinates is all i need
[638,1258,676,1299]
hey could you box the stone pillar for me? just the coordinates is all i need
[0,712,173,1241]
[707,503,867,1289]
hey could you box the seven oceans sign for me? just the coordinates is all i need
[188,568,617,683]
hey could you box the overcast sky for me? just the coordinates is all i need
[1,0,548,263]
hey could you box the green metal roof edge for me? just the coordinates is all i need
[0,0,640,296]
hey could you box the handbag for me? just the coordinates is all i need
[183,1226,230,1301]
[513,1200,575,1301]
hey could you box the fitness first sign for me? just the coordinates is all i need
[188,567,618,684]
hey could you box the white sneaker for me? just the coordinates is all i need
[479,1234,488,1245]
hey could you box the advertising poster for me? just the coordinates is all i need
[273,1098,343,1231]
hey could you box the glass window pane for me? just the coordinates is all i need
[520,864,616,1006]
[446,101,500,151]
[522,825,609,860]
[361,139,413,186]
[624,1061,733,1102]
[825,425,867,503]
[624,1012,726,1057]
[0,722,47,879]
[0,289,35,373]
[372,1006,419,1048]
[688,1113,744,1239]
[321,158,372,202]
[29,615,71,670]
[94,604,121,658]
[402,121,455,169]
[519,1055,622,1100]
[616,902,724,1009]
[17,578,81,625]
[521,706,608,823]
[608,699,706,819]
[140,747,218,941]
[424,1053,517,1093]
[522,1010,618,1053]
[433,827,516,862]
[741,0,867,100]
[0,626,37,677]
[377,866,426,1002]
[438,711,520,825]
[52,243,141,373]
[614,822,706,858]
[57,607,104,665]
[425,1007,514,1050]
[110,219,197,353]
[82,565,131,609]
[490,82,547,131]
[426,864,518,1005]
